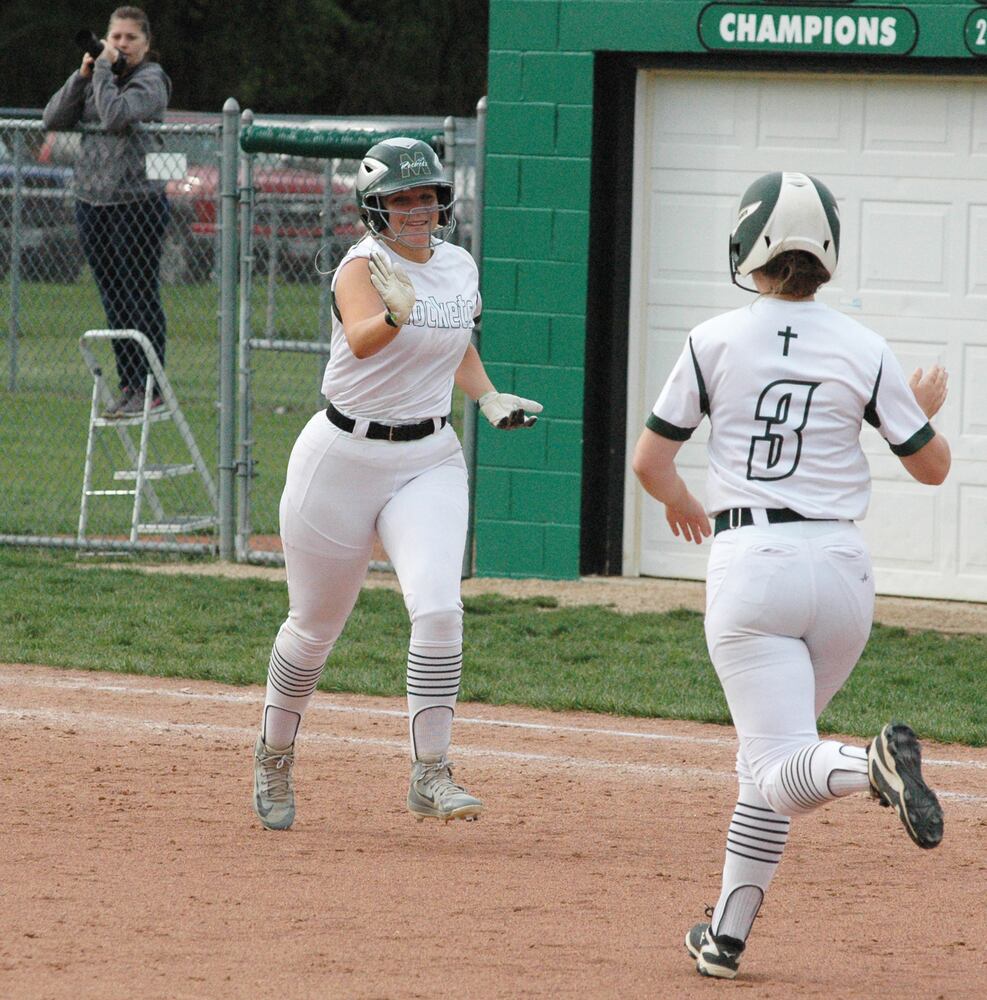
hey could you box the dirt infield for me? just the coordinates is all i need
[2,662,985,1000]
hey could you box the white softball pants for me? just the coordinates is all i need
[702,519,876,942]
[704,519,876,813]
[260,411,469,759]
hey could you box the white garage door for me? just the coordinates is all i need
[622,70,987,602]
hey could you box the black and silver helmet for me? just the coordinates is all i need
[729,172,840,291]
[355,137,455,248]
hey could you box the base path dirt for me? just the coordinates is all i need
[1,663,985,999]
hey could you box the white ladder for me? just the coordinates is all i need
[78,329,219,545]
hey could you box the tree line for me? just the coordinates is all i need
[2,0,488,116]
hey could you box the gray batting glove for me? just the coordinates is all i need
[478,390,543,430]
[369,250,416,327]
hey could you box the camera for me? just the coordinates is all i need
[74,29,129,75]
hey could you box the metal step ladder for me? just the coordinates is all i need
[78,329,219,546]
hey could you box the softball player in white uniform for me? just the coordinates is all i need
[632,172,950,979]
[252,138,542,830]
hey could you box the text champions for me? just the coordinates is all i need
[717,12,899,48]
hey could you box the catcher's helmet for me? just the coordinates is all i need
[355,137,455,247]
[729,172,840,291]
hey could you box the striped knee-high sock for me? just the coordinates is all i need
[406,639,462,761]
[711,797,791,943]
[772,741,871,815]
[261,637,326,750]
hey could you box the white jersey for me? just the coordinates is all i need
[321,235,480,422]
[649,297,934,520]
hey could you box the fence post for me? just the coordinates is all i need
[460,101,486,579]
[218,97,240,560]
[7,129,25,391]
[236,109,256,561]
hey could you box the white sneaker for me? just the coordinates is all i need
[407,758,483,823]
[253,735,295,830]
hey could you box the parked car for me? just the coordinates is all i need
[0,135,83,283]
[37,116,222,285]
[164,159,363,283]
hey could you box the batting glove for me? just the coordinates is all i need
[478,390,543,430]
[368,250,416,327]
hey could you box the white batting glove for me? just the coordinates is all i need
[478,390,543,430]
[368,250,416,327]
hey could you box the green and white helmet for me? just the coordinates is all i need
[355,137,455,247]
[729,172,840,290]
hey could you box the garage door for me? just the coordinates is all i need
[622,70,987,602]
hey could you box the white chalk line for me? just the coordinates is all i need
[2,670,985,782]
[0,673,730,745]
[0,705,726,785]
[2,671,984,772]
[3,701,986,809]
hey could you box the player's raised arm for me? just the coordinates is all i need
[897,365,951,485]
[334,252,413,359]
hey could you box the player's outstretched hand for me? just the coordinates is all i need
[368,250,416,327]
[665,498,711,545]
[909,365,948,420]
[478,390,543,430]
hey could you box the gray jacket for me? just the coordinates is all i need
[43,60,172,206]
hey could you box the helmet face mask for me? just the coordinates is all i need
[729,171,840,293]
[356,137,456,249]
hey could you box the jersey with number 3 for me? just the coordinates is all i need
[648,297,934,520]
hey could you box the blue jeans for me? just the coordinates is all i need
[76,193,170,392]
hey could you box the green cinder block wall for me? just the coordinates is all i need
[477,0,979,580]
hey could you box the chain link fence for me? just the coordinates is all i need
[0,108,483,564]
[235,114,480,564]
[0,114,227,553]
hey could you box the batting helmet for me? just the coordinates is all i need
[729,172,840,290]
[355,137,455,247]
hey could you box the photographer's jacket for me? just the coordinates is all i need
[43,60,171,206]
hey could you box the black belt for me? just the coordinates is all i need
[326,402,447,442]
[714,507,837,536]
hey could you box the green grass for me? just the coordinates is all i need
[1,278,466,539]
[2,547,985,746]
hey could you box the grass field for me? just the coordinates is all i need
[0,272,470,536]
[1,277,469,540]
[2,546,985,746]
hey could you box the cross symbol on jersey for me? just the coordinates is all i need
[777,325,798,356]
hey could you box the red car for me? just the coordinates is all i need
[165,160,364,283]
[38,119,365,285]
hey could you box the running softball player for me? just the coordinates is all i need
[632,172,949,979]
[252,137,542,830]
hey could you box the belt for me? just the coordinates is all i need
[713,507,837,536]
[326,402,447,442]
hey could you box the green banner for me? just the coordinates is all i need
[698,4,918,55]
[240,125,442,159]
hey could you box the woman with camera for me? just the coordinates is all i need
[44,6,171,417]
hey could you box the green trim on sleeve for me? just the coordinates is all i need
[889,423,935,457]
[645,413,694,441]
[688,337,709,416]
[864,360,883,429]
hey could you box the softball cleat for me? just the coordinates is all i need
[685,921,745,979]
[253,735,296,831]
[868,722,943,849]
[407,759,483,823]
